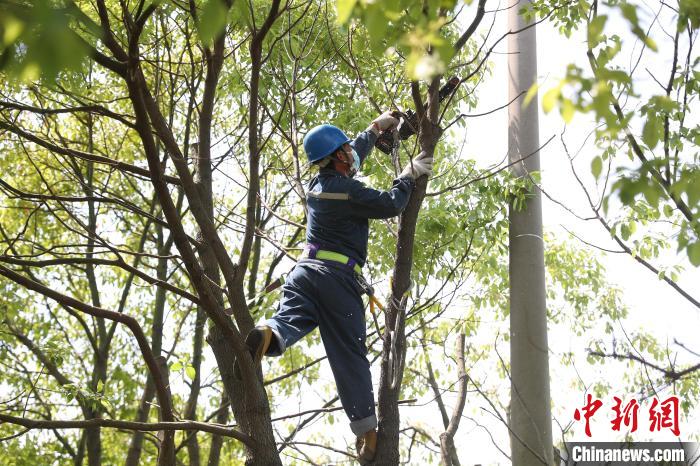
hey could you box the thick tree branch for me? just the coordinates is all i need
[454,0,487,52]
[0,413,254,446]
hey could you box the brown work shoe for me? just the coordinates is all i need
[234,326,272,379]
[245,326,273,366]
[355,429,377,464]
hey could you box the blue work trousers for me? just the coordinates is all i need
[262,258,376,436]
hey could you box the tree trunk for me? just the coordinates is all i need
[74,432,86,466]
[86,354,106,466]
[206,394,230,466]
[125,222,169,466]
[156,357,176,466]
[207,323,282,466]
[185,141,219,466]
[374,80,443,465]
[124,378,156,466]
[507,4,554,465]
[85,123,103,466]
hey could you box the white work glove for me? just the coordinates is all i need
[400,151,433,180]
[368,111,399,134]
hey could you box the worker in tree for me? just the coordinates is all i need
[242,112,433,464]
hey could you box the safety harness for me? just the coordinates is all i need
[300,242,385,335]
[242,239,407,390]
[300,242,362,275]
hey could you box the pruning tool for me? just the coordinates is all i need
[374,76,461,155]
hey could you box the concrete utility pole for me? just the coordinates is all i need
[507,1,554,465]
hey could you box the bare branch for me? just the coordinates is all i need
[0,413,254,446]
[588,350,700,381]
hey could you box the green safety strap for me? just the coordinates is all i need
[300,248,362,275]
[242,247,363,312]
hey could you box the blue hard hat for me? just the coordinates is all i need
[303,124,351,163]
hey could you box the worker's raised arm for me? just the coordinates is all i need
[350,130,378,166]
[351,112,400,164]
[347,150,434,218]
[347,176,415,219]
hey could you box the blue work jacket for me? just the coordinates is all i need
[305,130,415,267]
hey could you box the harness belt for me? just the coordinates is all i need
[300,243,362,275]
[233,245,382,320]
[301,243,386,336]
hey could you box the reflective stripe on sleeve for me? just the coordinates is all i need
[306,191,350,200]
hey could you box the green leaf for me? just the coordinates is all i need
[643,36,658,51]
[524,81,540,107]
[336,0,357,24]
[96,380,104,393]
[185,365,196,381]
[590,81,613,119]
[620,3,657,51]
[145,0,166,9]
[1,14,24,44]
[599,69,631,85]
[642,114,661,149]
[561,98,575,123]
[680,0,700,30]
[642,185,660,208]
[620,223,631,241]
[198,0,229,46]
[542,86,561,113]
[688,241,700,267]
[3,1,91,82]
[591,156,603,179]
[587,15,608,48]
[171,361,183,372]
[650,95,679,112]
[686,172,700,206]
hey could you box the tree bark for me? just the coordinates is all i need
[372,4,486,462]
[206,395,230,466]
[507,4,554,465]
[84,119,103,466]
[185,139,219,466]
[125,222,169,466]
[439,334,467,466]
[374,79,443,465]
